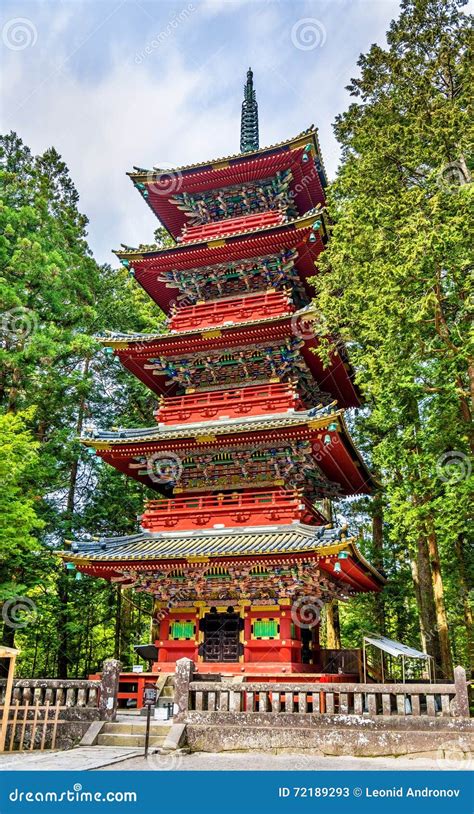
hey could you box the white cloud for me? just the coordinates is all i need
[0,0,401,264]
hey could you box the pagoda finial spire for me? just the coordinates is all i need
[240,67,259,153]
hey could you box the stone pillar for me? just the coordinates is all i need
[174,657,194,722]
[453,665,469,718]
[98,659,122,721]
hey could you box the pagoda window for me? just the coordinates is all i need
[251,619,279,639]
[168,569,186,581]
[211,452,233,464]
[204,567,231,581]
[249,564,269,577]
[170,620,195,640]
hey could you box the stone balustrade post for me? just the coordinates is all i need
[453,665,470,718]
[174,658,194,722]
[98,659,122,721]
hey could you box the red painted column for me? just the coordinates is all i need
[158,614,171,662]
[278,607,293,664]
[243,605,252,663]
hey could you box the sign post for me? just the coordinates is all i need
[143,684,157,758]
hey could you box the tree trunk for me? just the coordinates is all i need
[415,534,443,674]
[66,356,90,519]
[57,572,69,679]
[454,535,474,673]
[0,623,16,677]
[151,599,161,643]
[372,492,386,633]
[6,365,22,413]
[114,585,122,660]
[410,553,428,653]
[57,357,90,680]
[326,600,341,649]
[322,497,333,523]
[120,589,132,666]
[322,498,341,649]
[425,516,453,678]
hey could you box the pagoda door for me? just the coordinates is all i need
[202,611,240,662]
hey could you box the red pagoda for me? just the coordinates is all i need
[64,70,385,677]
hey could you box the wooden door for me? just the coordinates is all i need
[203,612,240,662]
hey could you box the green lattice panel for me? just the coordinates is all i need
[170,620,194,640]
[252,619,279,639]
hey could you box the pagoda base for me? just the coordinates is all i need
[151,661,358,680]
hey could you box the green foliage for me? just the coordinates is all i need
[0,132,164,675]
[0,410,44,596]
[0,0,471,677]
[315,0,473,667]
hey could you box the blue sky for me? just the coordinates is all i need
[1,0,404,264]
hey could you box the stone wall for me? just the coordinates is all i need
[174,658,473,758]
[185,720,474,758]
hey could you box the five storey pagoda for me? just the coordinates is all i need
[64,71,385,676]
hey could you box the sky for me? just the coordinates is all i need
[1,0,404,265]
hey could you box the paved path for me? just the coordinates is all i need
[0,748,465,772]
[0,746,142,772]
[98,751,464,772]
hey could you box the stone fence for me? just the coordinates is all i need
[174,659,471,722]
[0,679,99,709]
[0,659,122,753]
[0,659,121,722]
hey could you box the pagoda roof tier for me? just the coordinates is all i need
[81,406,376,497]
[98,309,360,409]
[62,522,385,594]
[115,211,326,313]
[128,128,327,238]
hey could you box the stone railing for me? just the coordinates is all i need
[0,679,99,709]
[0,659,122,722]
[173,659,470,721]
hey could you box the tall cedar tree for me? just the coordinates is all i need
[0,134,162,675]
[314,0,473,676]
